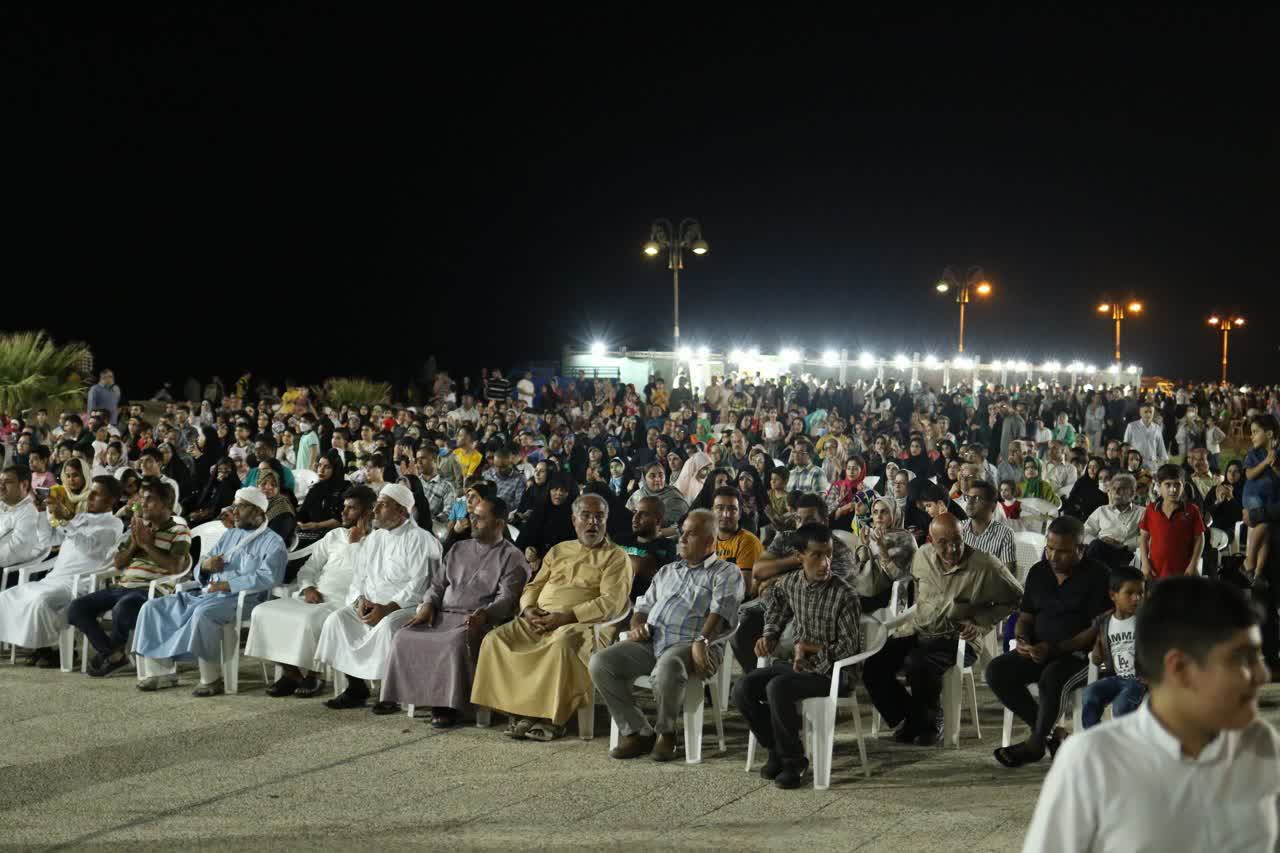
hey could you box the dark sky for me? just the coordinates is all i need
[6,16,1277,395]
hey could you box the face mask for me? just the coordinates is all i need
[300,423,313,433]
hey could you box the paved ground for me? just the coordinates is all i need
[3,659,1278,852]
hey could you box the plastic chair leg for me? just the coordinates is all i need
[683,680,705,764]
[220,625,240,694]
[609,716,621,751]
[849,694,869,779]
[745,731,758,772]
[578,703,595,740]
[808,701,834,790]
[81,636,91,674]
[1001,708,1014,748]
[476,707,491,728]
[966,671,982,740]
[870,709,882,736]
[406,704,415,719]
[59,627,76,673]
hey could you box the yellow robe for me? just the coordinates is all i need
[470,539,631,724]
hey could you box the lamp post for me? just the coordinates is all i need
[643,218,708,356]
[1207,314,1245,384]
[935,266,992,353]
[1096,299,1143,364]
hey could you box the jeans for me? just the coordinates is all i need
[732,662,834,764]
[985,650,1088,741]
[862,634,975,730]
[589,639,700,736]
[67,586,148,656]
[1081,675,1146,728]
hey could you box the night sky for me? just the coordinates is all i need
[7,16,1276,396]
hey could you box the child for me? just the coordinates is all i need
[764,469,792,531]
[28,445,55,491]
[1203,415,1226,473]
[1082,566,1147,727]
[1138,465,1205,581]
[996,479,1023,527]
[1021,577,1277,851]
[1242,414,1280,582]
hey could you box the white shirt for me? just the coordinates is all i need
[46,511,123,579]
[1022,702,1280,853]
[516,379,535,405]
[345,518,440,609]
[1043,460,1078,496]
[1123,419,1168,471]
[296,526,363,603]
[1205,426,1226,454]
[1105,613,1136,678]
[0,496,52,567]
[1083,503,1144,550]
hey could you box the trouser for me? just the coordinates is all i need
[1081,676,1146,728]
[1085,540,1135,572]
[729,603,794,674]
[139,654,222,684]
[588,639,698,736]
[1261,524,1280,661]
[67,587,147,657]
[862,634,975,729]
[985,651,1088,741]
[733,663,835,764]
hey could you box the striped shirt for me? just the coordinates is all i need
[419,475,457,520]
[961,517,1016,566]
[638,555,744,666]
[762,569,862,676]
[116,518,192,592]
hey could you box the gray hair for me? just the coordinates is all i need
[1110,473,1137,492]
[685,508,715,536]
[572,493,609,517]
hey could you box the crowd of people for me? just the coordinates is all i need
[1,364,1278,844]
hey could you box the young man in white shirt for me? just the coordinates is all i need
[1021,576,1278,853]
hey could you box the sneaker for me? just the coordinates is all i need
[88,653,130,678]
[192,680,225,698]
[651,732,677,762]
[137,675,179,692]
[370,701,400,715]
[759,752,784,781]
[774,762,809,789]
[609,732,657,760]
[324,689,369,710]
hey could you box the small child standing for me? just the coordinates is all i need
[1242,414,1280,582]
[1082,566,1147,727]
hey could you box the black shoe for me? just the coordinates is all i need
[324,689,369,710]
[913,723,944,747]
[294,675,324,697]
[759,752,784,781]
[370,701,400,715]
[774,762,808,789]
[430,709,459,729]
[266,678,300,697]
[893,721,919,743]
[88,653,130,678]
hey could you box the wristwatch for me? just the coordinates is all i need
[694,635,710,645]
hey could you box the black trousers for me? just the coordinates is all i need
[732,662,832,764]
[862,634,975,729]
[1085,540,1135,572]
[730,605,767,675]
[985,651,1088,741]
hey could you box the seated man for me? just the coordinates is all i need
[0,476,122,664]
[732,524,861,789]
[960,480,1018,578]
[590,509,744,762]
[380,495,530,727]
[863,514,1022,746]
[615,496,677,601]
[1083,473,1143,570]
[732,493,856,673]
[1042,440,1078,497]
[316,483,441,712]
[0,464,52,569]
[132,487,288,694]
[69,481,190,677]
[988,515,1111,767]
[470,493,631,742]
[244,485,376,697]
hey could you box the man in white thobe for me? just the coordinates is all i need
[316,482,441,712]
[0,465,52,568]
[0,477,122,663]
[1122,404,1168,473]
[244,485,376,697]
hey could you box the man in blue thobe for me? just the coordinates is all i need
[132,487,287,695]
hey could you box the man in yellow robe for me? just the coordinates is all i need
[471,493,631,741]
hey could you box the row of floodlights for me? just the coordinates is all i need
[587,342,1140,374]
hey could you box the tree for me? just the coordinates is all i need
[0,331,91,417]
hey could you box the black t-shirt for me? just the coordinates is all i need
[616,532,678,600]
[1020,558,1111,646]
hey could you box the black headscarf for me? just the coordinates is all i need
[517,472,578,555]
[298,450,349,524]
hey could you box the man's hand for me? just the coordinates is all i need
[406,603,436,627]
[133,522,155,547]
[524,547,539,564]
[205,554,225,572]
[691,639,711,677]
[793,640,824,672]
[629,622,651,643]
[464,609,488,630]
[360,602,391,627]
[348,521,369,545]
[531,611,573,633]
[219,508,236,529]
[206,581,231,593]
[521,606,546,622]
[1100,536,1122,547]
[957,622,981,642]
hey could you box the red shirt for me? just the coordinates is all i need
[1138,501,1206,578]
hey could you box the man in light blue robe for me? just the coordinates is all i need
[132,487,287,695]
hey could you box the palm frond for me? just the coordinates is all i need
[0,331,90,416]
[321,377,392,409]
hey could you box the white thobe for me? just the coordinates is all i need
[244,526,362,670]
[1123,419,1168,472]
[314,519,440,680]
[0,496,52,567]
[1022,701,1280,853]
[1043,460,1078,497]
[0,511,121,647]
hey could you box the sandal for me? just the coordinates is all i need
[293,677,325,698]
[525,722,566,742]
[505,717,535,739]
[993,742,1040,768]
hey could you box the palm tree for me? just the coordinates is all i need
[322,377,392,409]
[0,331,92,417]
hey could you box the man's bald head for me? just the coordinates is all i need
[929,513,965,568]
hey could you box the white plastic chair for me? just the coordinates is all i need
[745,608,916,789]
[1019,498,1059,534]
[999,640,1093,747]
[1234,520,1245,556]
[606,624,739,764]
[939,635,982,748]
[1012,531,1047,583]
[862,476,880,492]
[831,530,857,552]
[292,469,319,501]
[505,523,520,541]
[164,575,256,694]
[79,553,194,675]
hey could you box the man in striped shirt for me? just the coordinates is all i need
[733,524,862,789]
[68,481,190,677]
[961,480,1017,577]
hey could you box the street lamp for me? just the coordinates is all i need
[1207,314,1245,383]
[935,266,992,353]
[643,218,709,355]
[1096,299,1143,364]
